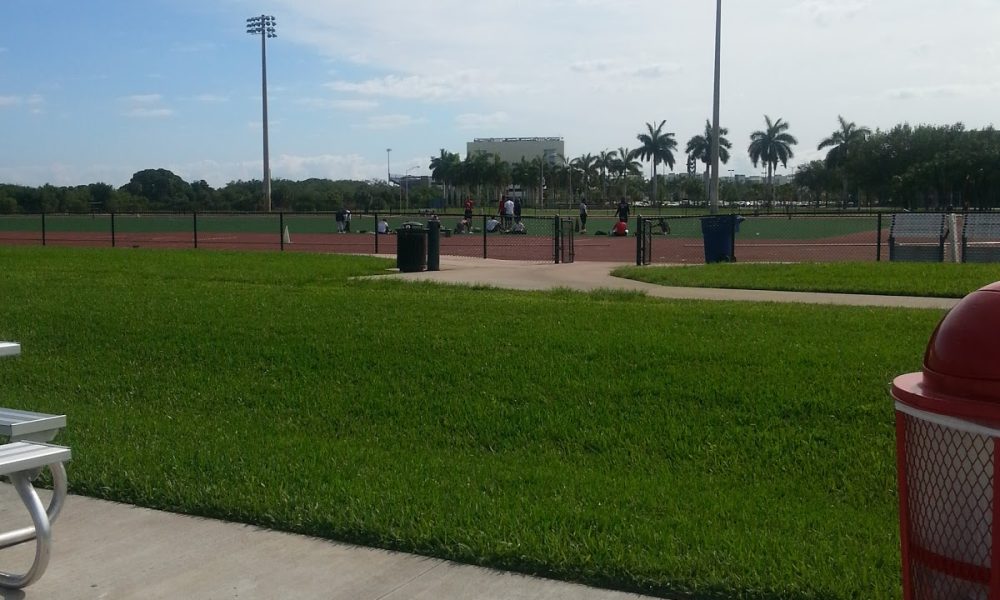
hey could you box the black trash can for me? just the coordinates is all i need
[426,220,441,272]
[396,222,426,272]
[700,215,742,263]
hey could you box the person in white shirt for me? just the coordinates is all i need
[502,198,515,230]
[486,217,502,232]
[377,219,390,234]
[579,199,588,233]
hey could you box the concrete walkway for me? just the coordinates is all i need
[380,256,958,310]
[0,485,651,600]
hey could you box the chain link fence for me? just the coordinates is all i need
[5,210,1000,265]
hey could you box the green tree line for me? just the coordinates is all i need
[1,120,997,215]
[0,169,436,215]
[796,121,1000,210]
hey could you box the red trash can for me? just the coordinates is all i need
[892,282,1000,600]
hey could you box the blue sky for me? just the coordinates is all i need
[2,0,998,188]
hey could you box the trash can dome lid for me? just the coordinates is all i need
[923,282,1000,399]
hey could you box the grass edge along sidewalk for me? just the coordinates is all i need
[615,261,1000,298]
[0,246,946,599]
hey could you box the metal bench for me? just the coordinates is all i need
[0,342,72,588]
[0,409,66,444]
[962,213,1000,263]
[0,441,72,588]
[889,213,946,262]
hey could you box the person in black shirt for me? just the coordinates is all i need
[616,198,630,223]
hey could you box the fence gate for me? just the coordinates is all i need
[636,217,653,265]
[555,217,575,264]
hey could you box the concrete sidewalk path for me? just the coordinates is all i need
[0,485,653,600]
[378,256,958,310]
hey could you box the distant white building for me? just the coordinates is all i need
[466,137,565,166]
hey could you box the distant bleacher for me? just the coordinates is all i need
[962,213,1000,263]
[889,213,946,262]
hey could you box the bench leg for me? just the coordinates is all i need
[0,462,68,549]
[0,472,52,588]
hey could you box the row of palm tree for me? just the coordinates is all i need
[429,115,868,207]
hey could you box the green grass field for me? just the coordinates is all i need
[0,246,944,599]
[615,262,1000,298]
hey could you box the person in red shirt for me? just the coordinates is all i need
[464,197,474,221]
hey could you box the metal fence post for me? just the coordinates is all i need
[554,215,560,264]
[374,211,379,254]
[111,212,116,248]
[41,212,46,246]
[636,215,642,266]
[876,212,882,262]
[193,211,198,249]
[482,214,487,259]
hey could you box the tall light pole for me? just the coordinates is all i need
[247,15,277,212]
[386,148,392,184]
[709,0,722,215]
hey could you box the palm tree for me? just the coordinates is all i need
[557,153,574,203]
[486,154,511,204]
[686,119,732,175]
[429,149,461,207]
[511,158,533,196]
[817,115,871,208]
[613,147,637,199]
[596,150,617,203]
[635,120,678,205]
[748,115,798,206]
[686,119,732,200]
[571,153,599,199]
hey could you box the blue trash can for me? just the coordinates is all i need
[700,215,742,263]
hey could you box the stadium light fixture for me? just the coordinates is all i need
[247,15,277,212]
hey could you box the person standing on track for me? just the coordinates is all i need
[503,196,515,231]
[616,197,630,223]
[464,197,474,223]
[579,198,588,233]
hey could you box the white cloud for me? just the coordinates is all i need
[174,155,384,186]
[194,94,230,103]
[360,114,427,130]
[627,63,681,78]
[885,83,1000,100]
[790,0,872,25]
[171,42,218,53]
[455,112,510,130]
[571,60,680,79]
[0,96,20,107]
[327,71,522,102]
[570,59,616,74]
[125,107,175,118]
[332,99,378,111]
[295,97,378,111]
[122,94,162,104]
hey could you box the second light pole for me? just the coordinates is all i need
[247,15,277,212]
[709,0,722,215]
